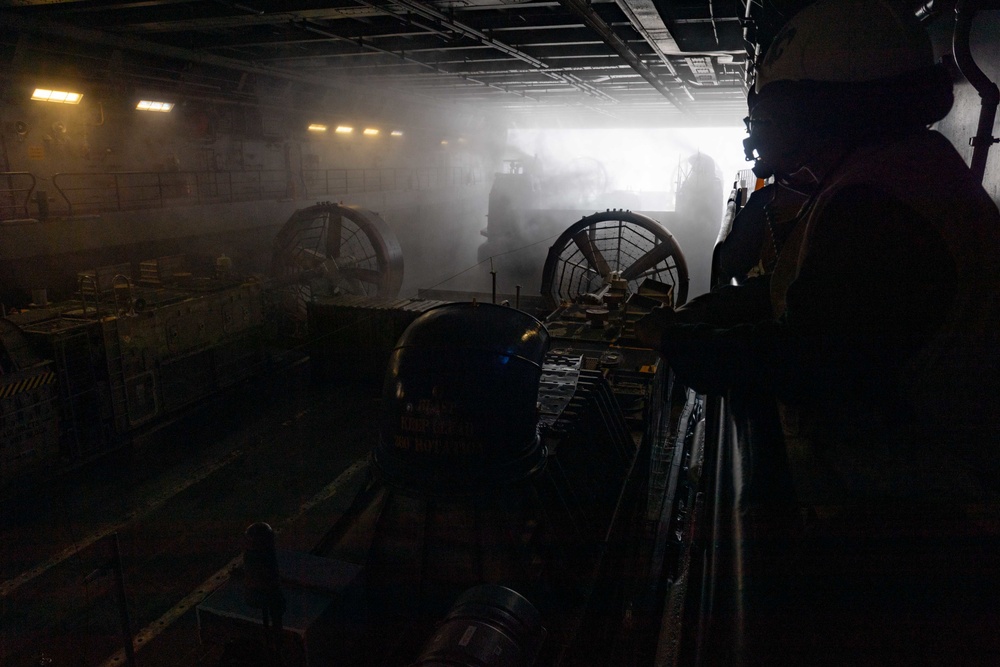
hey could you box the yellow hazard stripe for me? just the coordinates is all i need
[0,371,56,399]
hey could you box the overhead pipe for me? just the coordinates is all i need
[739,0,763,94]
[558,0,691,111]
[743,0,755,82]
[613,0,683,73]
[953,0,1000,183]
[297,20,539,102]
[0,12,506,116]
[357,0,618,103]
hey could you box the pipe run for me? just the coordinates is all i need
[953,0,1000,183]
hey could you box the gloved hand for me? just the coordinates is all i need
[634,306,676,349]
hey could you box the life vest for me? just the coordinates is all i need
[770,130,1000,503]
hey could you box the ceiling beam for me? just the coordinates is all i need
[293,18,544,101]
[614,0,683,58]
[612,0,743,66]
[353,0,619,103]
[103,7,385,33]
[557,0,690,111]
[354,0,550,68]
[0,12,484,110]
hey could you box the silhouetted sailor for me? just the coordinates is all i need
[637,1,1000,663]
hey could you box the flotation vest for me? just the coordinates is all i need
[770,130,1000,502]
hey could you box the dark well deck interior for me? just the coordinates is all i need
[0,356,382,666]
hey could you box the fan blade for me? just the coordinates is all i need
[572,231,612,279]
[290,247,327,270]
[621,242,674,281]
[339,267,383,286]
[326,210,343,259]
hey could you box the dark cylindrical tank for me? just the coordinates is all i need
[410,584,546,667]
[374,302,549,494]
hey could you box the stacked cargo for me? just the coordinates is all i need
[307,295,448,391]
[0,360,60,488]
[2,259,271,488]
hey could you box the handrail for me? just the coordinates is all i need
[0,172,37,220]
[50,166,483,217]
[954,0,1000,182]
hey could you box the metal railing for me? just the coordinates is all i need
[48,166,483,217]
[0,172,37,220]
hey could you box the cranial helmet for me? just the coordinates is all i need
[746,0,952,152]
[755,0,935,94]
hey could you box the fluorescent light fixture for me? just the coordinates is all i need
[390,130,403,137]
[335,126,354,134]
[440,140,449,145]
[363,128,379,136]
[308,123,328,132]
[136,100,174,112]
[32,88,83,104]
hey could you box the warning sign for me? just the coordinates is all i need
[27,145,45,160]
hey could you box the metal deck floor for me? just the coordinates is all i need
[0,357,380,667]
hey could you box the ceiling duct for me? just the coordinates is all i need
[614,0,685,58]
[557,0,691,111]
